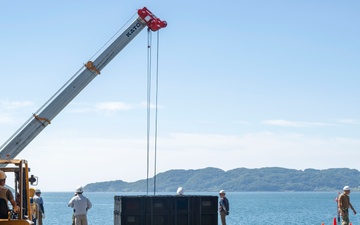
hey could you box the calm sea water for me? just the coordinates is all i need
[41,192,360,225]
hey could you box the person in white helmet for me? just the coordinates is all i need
[33,189,45,225]
[0,170,19,218]
[68,186,92,225]
[218,190,229,225]
[176,187,184,195]
[338,186,356,225]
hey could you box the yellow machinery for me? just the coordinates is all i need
[0,159,37,225]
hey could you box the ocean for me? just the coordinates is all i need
[42,191,358,225]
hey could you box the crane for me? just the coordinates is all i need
[0,7,166,225]
[0,7,166,161]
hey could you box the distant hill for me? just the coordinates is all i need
[84,167,360,192]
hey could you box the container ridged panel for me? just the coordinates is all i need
[114,195,218,225]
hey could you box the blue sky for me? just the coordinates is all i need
[1,1,360,191]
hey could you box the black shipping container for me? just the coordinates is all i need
[114,195,218,225]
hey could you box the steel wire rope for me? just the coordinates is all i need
[146,30,161,195]
[152,31,160,196]
[146,29,152,195]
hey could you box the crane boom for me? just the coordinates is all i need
[0,7,166,160]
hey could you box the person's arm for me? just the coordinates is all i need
[10,199,19,213]
[349,203,356,214]
[224,198,229,215]
[220,199,228,213]
[39,203,45,218]
[87,199,92,211]
[226,198,229,214]
[40,204,45,213]
[68,198,74,207]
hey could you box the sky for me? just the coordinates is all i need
[1,1,360,192]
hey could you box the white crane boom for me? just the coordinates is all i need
[0,7,167,160]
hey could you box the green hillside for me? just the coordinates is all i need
[84,167,360,192]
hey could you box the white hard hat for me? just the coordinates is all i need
[0,171,6,179]
[219,190,225,194]
[35,189,41,193]
[343,186,351,191]
[176,187,184,195]
[75,186,84,193]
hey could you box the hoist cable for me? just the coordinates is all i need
[153,31,160,195]
[146,30,161,195]
[146,29,152,195]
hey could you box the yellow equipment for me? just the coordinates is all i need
[0,159,37,225]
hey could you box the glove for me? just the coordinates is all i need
[226,211,229,215]
[42,213,45,219]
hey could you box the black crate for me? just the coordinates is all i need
[115,195,218,225]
